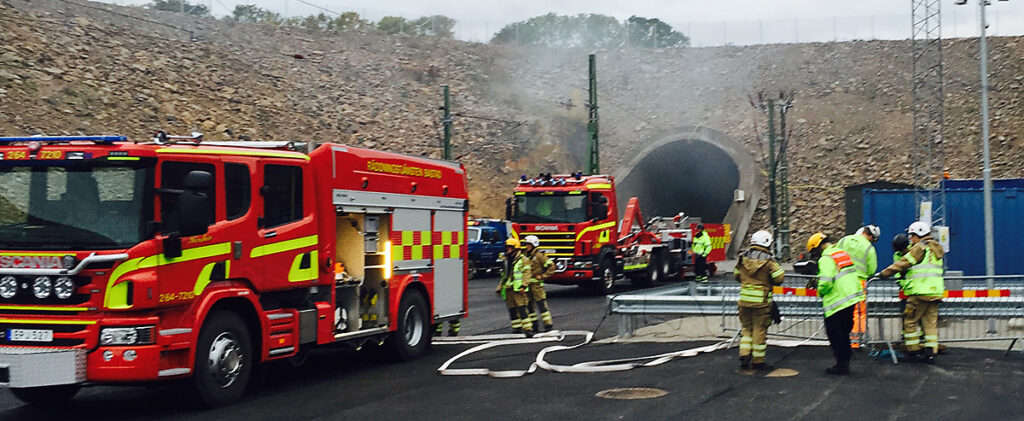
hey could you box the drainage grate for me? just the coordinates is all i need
[595,387,668,400]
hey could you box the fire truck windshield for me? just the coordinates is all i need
[512,194,586,224]
[0,161,153,250]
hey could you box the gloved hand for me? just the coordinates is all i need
[804,278,818,290]
[876,271,891,280]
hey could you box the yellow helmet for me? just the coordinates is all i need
[806,232,827,252]
[505,238,521,248]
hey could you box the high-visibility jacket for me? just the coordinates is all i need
[528,250,555,286]
[734,245,786,308]
[816,244,865,318]
[836,233,877,280]
[503,253,531,292]
[882,237,944,297]
[903,240,945,297]
[692,231,712,258]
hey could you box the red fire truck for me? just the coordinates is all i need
[507,173,727,293]
[0,135,468,407]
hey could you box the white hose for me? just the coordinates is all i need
[435,330,828,378]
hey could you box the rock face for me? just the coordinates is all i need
[3,1,1023,243]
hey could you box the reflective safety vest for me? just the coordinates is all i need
[904,245,944,296]
[505,254,531,291]
[836,234,877,280]
[692,231,712,257]
[817,245,865,318]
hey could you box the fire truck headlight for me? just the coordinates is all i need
[100,326,155,345]
[54,277,75,299]
[61,255,78,270]
[32,276,53,299]
[0,276,17,299]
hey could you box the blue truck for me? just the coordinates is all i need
[467,218,512,279]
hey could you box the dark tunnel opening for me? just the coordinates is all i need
[617,139,739,222]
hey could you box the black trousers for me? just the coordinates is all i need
[694,255,707,278]
[824,305,856,367]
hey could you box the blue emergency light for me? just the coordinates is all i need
[0,136,127,143]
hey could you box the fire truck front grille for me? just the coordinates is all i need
[526,233,575,256]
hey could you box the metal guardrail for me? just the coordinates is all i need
[610,274,1024,353]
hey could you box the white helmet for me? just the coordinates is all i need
[907,221,931,237]
[750,230,773,248]
[523,235,541,247]
[857,225,881,242]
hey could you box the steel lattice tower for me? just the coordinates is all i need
[910,0,946,227]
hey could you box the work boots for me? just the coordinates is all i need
[826,359,851,375]
[739,356,752,370]
[919,348,936,364]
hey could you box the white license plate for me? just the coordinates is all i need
[8,329,53,342]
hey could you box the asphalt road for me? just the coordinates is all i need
[0,274,644,419]
[5,273,1024,420]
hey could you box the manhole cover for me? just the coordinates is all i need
[595,387,668,400]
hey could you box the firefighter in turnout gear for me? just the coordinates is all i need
[807,232,865,375]
[891,233,911,281]
[522,235,556,332]
[836,225,880,349]
[691,224,712,282]
[879,221,944,364]
[496,238,534,337]
[734,230,786,370]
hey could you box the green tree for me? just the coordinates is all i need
[625,16,688,48]
[328,12,372,32]
[300,13,331,31]
[229,4,281,24]
[148,0,209,16]
[377,16,412,35]
[408,15,456,38]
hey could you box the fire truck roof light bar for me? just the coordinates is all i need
[0,136,127,143]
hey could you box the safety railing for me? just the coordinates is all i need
[610,274,1024,358]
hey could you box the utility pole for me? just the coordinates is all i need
[441,85,452,160]
[751,92,794,260]
[766,98,777,243]
[586,53,600,175]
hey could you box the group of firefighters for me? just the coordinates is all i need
[496,235,556,336]
[735,221,945,375]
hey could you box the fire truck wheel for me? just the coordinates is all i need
[386,291,430,361]
[191,310,253,408]
[9,384,81,405]
[592,257,616,294]
[468,260,478,280]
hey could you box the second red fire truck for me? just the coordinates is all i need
[507,172,727,293]
[0,135,468,407]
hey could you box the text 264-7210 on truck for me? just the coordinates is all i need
[0,135,469,407]
[506,173,728,294]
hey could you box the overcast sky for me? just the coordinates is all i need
[102,0,1024,45]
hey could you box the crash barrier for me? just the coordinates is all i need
[432,330,827,378]
[609,273,1024,360]
[863,275,1024,364]
[610,274,827,340]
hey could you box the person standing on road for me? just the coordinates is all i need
[879,221,944,364]
[806,232,865,375]
[496,238,534,337]
[691,224,712,282]
[836,225,880,349]
[734,230,786,370]
[523,235,556,332]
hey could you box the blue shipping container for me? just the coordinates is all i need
[862,187,1024,275]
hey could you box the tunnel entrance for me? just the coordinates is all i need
[615,127,760,257]
[616,139,739,222]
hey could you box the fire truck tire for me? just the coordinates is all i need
[9,384,81,405]
[191,310,254,408]
[386,290,430,361]
[591,257,616,295]
[468,260,478,280]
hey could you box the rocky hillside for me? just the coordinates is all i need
[3,1,1024,241]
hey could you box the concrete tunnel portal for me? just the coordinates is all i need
[614,127,761,256]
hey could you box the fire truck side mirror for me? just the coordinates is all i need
[505,197,513,220]
[178,170,214,237]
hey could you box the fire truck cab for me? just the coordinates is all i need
[0,135,468,407]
